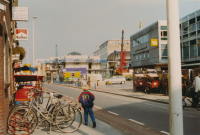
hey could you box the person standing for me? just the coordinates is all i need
[193,73,200,107]
[78,85,96,128]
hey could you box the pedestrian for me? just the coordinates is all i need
[78,85,96,128]
[192,73,200,107]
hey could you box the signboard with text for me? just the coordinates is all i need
[12,7,28,21]
[151,39,158,46]
[15,28,28,41]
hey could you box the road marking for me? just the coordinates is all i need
[160,131,169,135]
[69,97,74,99]
[94,106,102,109]
[129,119,145,125]
[108,111,119,115]
[65,95,68,97]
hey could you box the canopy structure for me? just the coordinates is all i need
[14,66,36,73]
[14,75,38,82]
[134,74,146,77]
[147,73,159,77]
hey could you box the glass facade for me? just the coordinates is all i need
[134,51,149,61]
[133,34,149,46]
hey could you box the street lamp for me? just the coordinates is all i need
[33,16,37,67]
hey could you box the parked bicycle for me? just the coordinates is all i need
[7,88,82,134]
[182,86,200,111]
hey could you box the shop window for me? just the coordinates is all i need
[182,21,188,28]
[161,26,167,30]
[189,18,196,25]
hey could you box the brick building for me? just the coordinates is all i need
[0,0,16,134]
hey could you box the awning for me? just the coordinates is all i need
[14,66,36,73]
[134,74,145,77]
[147,73,159,77]
[14,75,38,82]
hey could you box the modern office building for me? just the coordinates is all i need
[130,20,168,71]
[180,9,200,69]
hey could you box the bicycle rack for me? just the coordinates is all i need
[7,111,30,135]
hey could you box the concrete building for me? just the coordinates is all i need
[94,39,130,75]
[36,51,100,82]
[130,20,168,71]
[180,9,200,69]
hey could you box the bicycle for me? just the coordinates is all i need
[182,86,200,111]
[7,89,82,134]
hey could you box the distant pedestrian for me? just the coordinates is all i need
[192,73,200,107]
[78,85,96,128]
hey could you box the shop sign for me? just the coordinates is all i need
[15,28,28,41]
[151,39,158,46]
[12,7,28,21]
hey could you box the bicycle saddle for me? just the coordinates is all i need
[54,94,63,99]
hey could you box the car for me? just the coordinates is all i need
[105,76,126,84]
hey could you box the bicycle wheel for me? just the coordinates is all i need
[182,98,186,109]
[55,106,82,133]
[7,107,38,134]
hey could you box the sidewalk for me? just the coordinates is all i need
[32,93,123,135]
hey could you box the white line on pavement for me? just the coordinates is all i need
[94,106,102,109]
[65,95,68,97]
[128,119,145,125]
[160,131,169,135]
[69,97,74,99]
[108,111,119,115]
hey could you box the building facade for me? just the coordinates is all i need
[130,20,168,71]
[94,39,130,75]
[180,9,200,68]
[36,52,100,82]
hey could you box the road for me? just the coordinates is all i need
[44,83,200,135]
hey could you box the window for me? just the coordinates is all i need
[190,39,197,58]
[161,38,167,40]
[134,34,149,46]
[189,24,196,32]
[189,18,196,25]
[197,16,200,22]
[198,22,200,30]
[161,31,167,37]
[182,42,189,58]
[180,24,181,29]
[198,39,200,56]
[190,31,196,36]
[140,53,143,60]
[183,27,188,34]
[161,26,167,30]
[182,21,188,28]
[183,34,188,38]
[161,44,168,59]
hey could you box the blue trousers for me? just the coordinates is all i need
[83,107,96,124]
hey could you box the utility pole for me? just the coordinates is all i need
[121,30,124,75]
[167,0,183,134]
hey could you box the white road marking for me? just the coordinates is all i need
[129,119,145,125]
[65,95,68,97]
[94,106,102,109]
[69,97,74,99]
[108,111,119,115]
[160,131,169,135]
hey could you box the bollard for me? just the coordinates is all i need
[95,83,96,90]
[75,82,76,87]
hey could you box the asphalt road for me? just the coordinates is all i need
[44,83,200,135]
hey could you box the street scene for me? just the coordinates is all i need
[1,0,200,135]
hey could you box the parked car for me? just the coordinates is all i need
[105,76,126,84]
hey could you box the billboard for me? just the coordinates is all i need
[15,28,28,41]
[12,7,28,21]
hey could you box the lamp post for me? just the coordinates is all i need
[27,44,29,64]
[32,16,37,67]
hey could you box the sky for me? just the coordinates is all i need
[17,0,200,66]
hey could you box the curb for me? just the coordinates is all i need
[46,83,169,105]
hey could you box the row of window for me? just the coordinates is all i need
[182,39,200,59]
[134,51,149,61]
[181,17,199,28]
[133,34,149,46]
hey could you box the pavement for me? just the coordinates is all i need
[32,92,123,135]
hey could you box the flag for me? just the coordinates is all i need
[139,21,142,28]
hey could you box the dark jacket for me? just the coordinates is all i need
[78,91,95,108]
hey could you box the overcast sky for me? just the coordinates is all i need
[17,0,200,66]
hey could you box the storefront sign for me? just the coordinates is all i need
[15,28,28,41]
[12,7,28,21]
[151,39,158,46]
